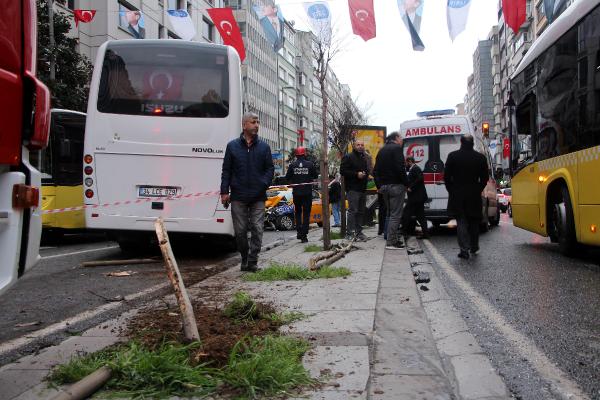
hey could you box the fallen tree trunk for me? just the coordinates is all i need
[154,218,200,343]
[51,366,112,400]
[81,259,160,268]
[308,239,354,271]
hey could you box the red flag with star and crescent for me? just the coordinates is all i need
[502,0,526,33]
[207,8,246,62]
[348,0,376,41]
[73,10,96,27]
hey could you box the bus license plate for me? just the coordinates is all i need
[138,186,178,198]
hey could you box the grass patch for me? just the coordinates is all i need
[223,291,260,321]
[48,336,313,399]
[266,311,307,325]
[242,262,351,282]
[304,244,322,252]
[330,231,343,240]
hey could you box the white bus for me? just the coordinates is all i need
[83,40,241,250]
[400,111,500,229]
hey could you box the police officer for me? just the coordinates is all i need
[285,147,318,242]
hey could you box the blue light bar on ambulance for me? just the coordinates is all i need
[416,109,455,118]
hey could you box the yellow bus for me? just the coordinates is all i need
[509,0,600,255]
[40,109,86,239]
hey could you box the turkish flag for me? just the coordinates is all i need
[73,9,96,27]
[348,0,376,41]
[208,8,246,62]
[502,0,526,33]
[503,138,510,159]
[142,70,183,101]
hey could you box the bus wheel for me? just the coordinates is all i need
[549,187,577,255]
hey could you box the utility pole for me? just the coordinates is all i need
[48,0,56,81]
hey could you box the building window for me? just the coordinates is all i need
[202,17,214,42]
[67,0,75,10]
[299,72,306,86]
[167,0,184,10]
[158,24,165,38]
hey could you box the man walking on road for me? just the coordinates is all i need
[444,134,489,259]
[286,147,318,243]
[328,173,342,227]
[221,112,274,271]
[340,140,369,241]
[373,132,408,249]
[402,156,429,239]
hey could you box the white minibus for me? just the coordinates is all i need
[400,112,499,229]
[83,40,241,250]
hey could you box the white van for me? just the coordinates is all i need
[400,113,500,229]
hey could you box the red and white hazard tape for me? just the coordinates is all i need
[41,182,321,215]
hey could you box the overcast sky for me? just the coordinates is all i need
[277,0,498,133]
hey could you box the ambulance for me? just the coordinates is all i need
[400,110,500,229]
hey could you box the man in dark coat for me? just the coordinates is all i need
[444,135,489,259]
[286,147,318,243]
[340,140,369,241]
[221,112,274,271]
[373,132,408,249]
[402,156,429,239]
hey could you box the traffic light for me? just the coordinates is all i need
[482,122,490,137]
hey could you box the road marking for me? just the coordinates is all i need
[41,245,120,260]
[422,239,589,400]
[0,281,169,357]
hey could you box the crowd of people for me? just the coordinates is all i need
[220,113,489,272]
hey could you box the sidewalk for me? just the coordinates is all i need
[1,226,510,400]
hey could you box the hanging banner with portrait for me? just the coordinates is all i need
[253,4,286,52]
[397,0,425,51]
[119,8,146,39]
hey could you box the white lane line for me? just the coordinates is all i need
[0,281,169,356]
[41,246,120,260]
[422,239,589,400]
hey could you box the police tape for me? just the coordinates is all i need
[41,182,320,215]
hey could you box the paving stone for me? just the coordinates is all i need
[303,346,370,392]
[289,389,367,399]
[11,382,63,400]
[436,331,483,357]
[0,368,50,400]
[423,300,470,340]
[369,374,452,400]
[288,291,377,311]
[450,354,509,399]
[281,310,374,333]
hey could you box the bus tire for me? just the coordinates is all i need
[550,187,577,256]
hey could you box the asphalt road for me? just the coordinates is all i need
[423,214,600,400]
[0,228,295,367]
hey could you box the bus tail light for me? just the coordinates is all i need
[85,189,94,199]
[13,184,39,209]
[591,225,597,233]
[84,154,93,164]
[84,166,93,175]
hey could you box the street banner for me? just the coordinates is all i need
[119,10,146,39]
[489,139,498,159]
[208,8,246,62]
[73,9,96,27]
[303,2,332,42]
[503,138,510,159]
[397,0,425,51]
[272,152,284,176]
[348,0,376,42]
[167,10,196,41]
[502,0,526,33]
[446,0,471,41]
[253,4,286,52]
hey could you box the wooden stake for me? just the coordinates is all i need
[51,366,112,400]
[154,218,200,343]
[308,239,355,271]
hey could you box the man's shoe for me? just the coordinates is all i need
[458,251,470,259]
[297,233,302,239]
[356,233,368,242]
[301,237,308,243]
[245,263,260,272]
[344,234,354,241]
[470,247,479,255]
[385,242,405,250]
[332,224,340,227]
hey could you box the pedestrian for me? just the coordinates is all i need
[402,156,429,239]
[340,140,369,241]
[220,112,274,271]
[328,173,342,227]
[285,147,318,243]
[444,134,489,259]
[372,132,408,250]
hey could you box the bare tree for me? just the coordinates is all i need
[328,97,370,236]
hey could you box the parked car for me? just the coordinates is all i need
[497,188,512,217]
[265,188,325,231]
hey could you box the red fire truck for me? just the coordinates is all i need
[0,0,51,295]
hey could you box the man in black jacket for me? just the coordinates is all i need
[402,156,429,239]
[444,135,489,259]
[328,174,342,227]
[221,112,274,271]
[373,132,408,249]
[286,147,318,242]
[340,140,369,241]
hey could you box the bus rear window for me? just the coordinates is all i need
[97,43,229,118]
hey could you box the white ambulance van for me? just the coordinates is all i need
[400,111,500,229]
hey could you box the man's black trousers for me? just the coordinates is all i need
[293,195,312,238]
